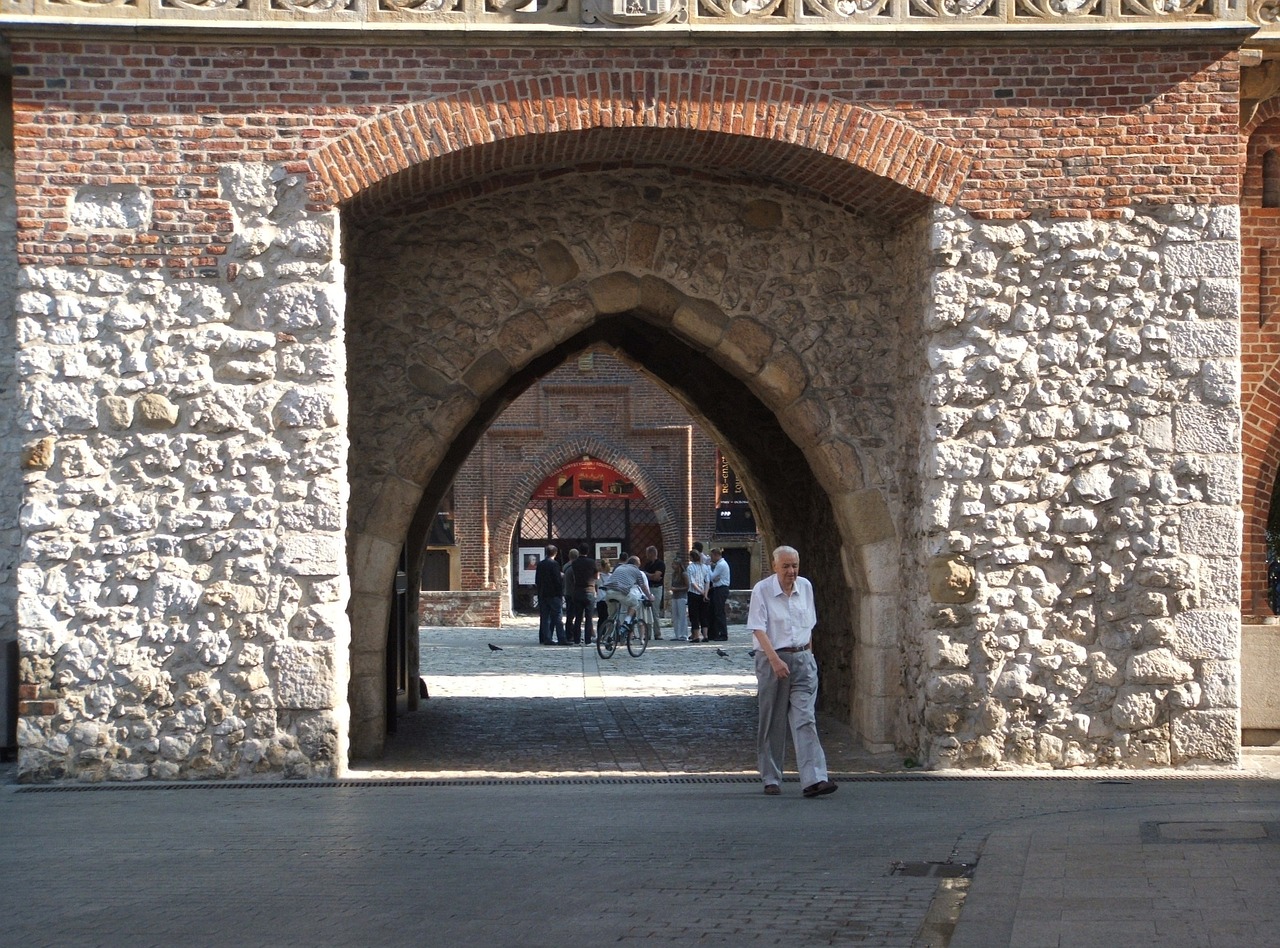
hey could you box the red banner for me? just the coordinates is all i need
[531,458,643,500]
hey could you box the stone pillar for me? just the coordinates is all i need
[15,163,351,781]
[913,205,1242,770]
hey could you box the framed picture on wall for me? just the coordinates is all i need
[595,542,621,566]
[518,547,542,585]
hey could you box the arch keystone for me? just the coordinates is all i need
[588,272,641,314]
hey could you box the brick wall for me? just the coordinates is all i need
[11,41,1239,275]
[447,347,755,612]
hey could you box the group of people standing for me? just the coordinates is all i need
[532,542,731,645]
[669,543,731,642]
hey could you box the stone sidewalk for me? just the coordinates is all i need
[4,617,1280,947]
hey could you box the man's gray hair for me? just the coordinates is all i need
[772,545,799,563]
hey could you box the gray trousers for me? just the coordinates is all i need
[755,650,828,788]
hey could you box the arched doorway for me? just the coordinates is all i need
[343,162,924,762]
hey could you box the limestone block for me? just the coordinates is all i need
[100,396,134,430]
[1177,506,1241,557]
[22,436,55,470]
[405,362,454,399]
[831,489,895,550]
[534,240,579,286]
[807,439,864,493]
[137,393,179,430]
[927,554,976,603]
[1163,241,1240,278]
[1242,625,1280,728]
[1173,404,1239,454]
[671,297,727,351]
[587,272,640,314]
[1134,414,1173,451]
[1168,319,1238,359]
[462,350,512,400]
[70,185,153,232]
[276,534,344,577]
[147,573,202,619]
[858,588,901,647]
[1170,709,1240,764]
[1195,278,1240,320]
[1126,647,1194,685]
[626,222,661,268]
[350,534,401,598]
[493,309,552,365]
[637,275,685,325]
[716,317,774,376]
[753,348,807,411]
[274,388,337,429]
[270,639,336,710]
[248,283,339,332]
[1199,360,1238,405]
[1173,609,1239,661]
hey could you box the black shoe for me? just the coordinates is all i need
[802,780,838,798]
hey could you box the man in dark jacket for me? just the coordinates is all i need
[535,545,567,645]
[566,553,599,645]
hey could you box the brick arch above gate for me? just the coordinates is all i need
[492,434,681,575]
[1243,367,1280,614]
[309,73,971,221]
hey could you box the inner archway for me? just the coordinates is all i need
[344,167,926,763]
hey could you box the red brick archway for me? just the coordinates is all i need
[309,72,970,221]
[495,434,681,578]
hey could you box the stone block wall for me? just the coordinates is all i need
[911,205,1242,768]
[14,165,351,781]
[7,37,1246,778]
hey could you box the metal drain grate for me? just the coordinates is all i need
[10,770,1273,793]
[889,860,977,878]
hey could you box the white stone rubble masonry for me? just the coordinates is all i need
[912,204,1242,770]
[15,163,350,782]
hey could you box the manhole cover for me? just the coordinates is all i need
[1141,821,1277,843]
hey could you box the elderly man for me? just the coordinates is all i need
[748,545,837,798]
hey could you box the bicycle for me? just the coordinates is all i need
[596,601,649,659]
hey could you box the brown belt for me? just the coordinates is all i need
[776,644,811,653]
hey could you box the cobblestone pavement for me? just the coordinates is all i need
[5,618,1280,947]
[362,617,902,780]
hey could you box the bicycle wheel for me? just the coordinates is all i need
[627,619,648,657]
[596,617,617,659]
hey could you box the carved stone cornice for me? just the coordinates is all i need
[0,0,1263,41]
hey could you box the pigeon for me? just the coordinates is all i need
[716,648,729,658]
[488,643,503,652]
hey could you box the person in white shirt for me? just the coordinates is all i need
[748,545,837,799]
[686,547,711,643]
[708,547,731,642]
